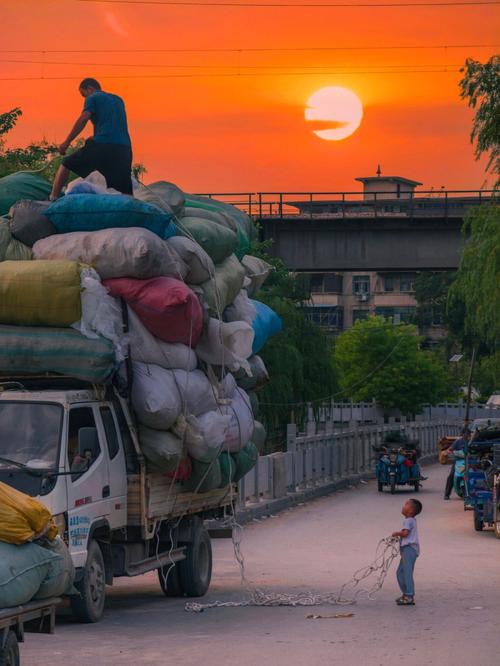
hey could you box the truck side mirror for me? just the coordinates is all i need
[78,427,100,460]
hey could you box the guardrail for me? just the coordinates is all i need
[238,419,461,507]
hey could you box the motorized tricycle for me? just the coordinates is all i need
[464,428,499,533]
[374,431,422,494]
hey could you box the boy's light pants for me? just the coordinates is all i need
[396,545,418,597]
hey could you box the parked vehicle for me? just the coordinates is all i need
[374,432,422,494]
[0,598,60,666]
[493,443,500,539]
[464,427,499,533]
[0,377,234,623]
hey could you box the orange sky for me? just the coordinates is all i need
[1,0,499,192]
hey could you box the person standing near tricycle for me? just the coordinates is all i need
[392,498,422,606]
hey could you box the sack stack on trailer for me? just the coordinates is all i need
[0,170,282,497]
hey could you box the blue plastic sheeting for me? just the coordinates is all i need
[250,300,282,354]
[45,194,176,239]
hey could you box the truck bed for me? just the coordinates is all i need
[127,473,235,526]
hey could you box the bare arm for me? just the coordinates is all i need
[59,111,91,154]
[392,529,410,538]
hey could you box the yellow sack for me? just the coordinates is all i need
[0,260,81,326]
[0,481,58,544]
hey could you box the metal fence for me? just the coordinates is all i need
[239,419,461,507]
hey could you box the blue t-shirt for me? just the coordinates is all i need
[83,91,131,146]
[451,436,466,452]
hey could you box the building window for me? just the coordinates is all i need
[396,184,401,199]
[353,310,369,323]
[399,273,415,292]
[304,273,343,294]
[352,275,370,295]
[305,306,343,330]
[309,274,324,293]
[376,306,416,323]
[384,276,394,292]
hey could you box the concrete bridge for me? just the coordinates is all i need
[198,190,494,271]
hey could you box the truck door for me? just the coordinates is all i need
[97,404,127,529]
[65,405,110,569]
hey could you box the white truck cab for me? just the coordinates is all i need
[0,378,233,622]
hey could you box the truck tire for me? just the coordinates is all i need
[71,539,106,623]
[178,526,212,597]
[158,563,184,597]
[0,630,19,666]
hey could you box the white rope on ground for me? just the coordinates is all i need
[185,536,400,612]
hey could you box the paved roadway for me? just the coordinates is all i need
[23,465,499,666]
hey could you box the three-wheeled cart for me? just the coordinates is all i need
[0,598,60,666]
[464,435,498,533]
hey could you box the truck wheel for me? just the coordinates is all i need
[178,526,212,597]
[71,540,106,623]
[473,510,484,532]
[158,563,184,597]
[0,630,19,666]
[390,476,396,495]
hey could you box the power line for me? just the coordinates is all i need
[76,0,500,7]
[1,43,497,54]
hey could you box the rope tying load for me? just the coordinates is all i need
[185,535,400,612]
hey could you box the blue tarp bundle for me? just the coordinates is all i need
[250,300,282,354]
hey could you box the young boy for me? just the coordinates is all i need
[392,498,422,606]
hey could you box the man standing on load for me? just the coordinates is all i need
[50,78,132,200]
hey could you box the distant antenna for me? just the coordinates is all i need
[376,164,382,177]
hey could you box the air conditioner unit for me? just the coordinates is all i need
[358,293,369,302]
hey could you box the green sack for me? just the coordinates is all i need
[0,260,82,327]
[35,536,75,599]
[183,458,222,494]
[252,421,267,453]
[0,218,33,261]
[199,254,246,315]
[0,172,51,217]
[138,426,183,473]
[185,194,256,241]
[0,325,115,383]
[232,441,259,482]
[218,452,236,488]
[177,216,238,264]
[0,541,60,607]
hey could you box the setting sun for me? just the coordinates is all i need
[305,87,364,141]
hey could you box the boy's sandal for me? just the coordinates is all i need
[395,595,405,603]
[397,596,415,606]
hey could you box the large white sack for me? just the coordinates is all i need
[66,170,121,196]
[138,425,183,472]
[197,411,232,449]
[167,235,214,285]
[171,369,218,416]
[196,318,253,373]
[241,255,273,297]
[132,362,183,430]
[73,268,128,361]
[224,289,257,325]
[127,307,197,371]
[172,414,220,463]
[221,388,255,453]
[33,227,188,281]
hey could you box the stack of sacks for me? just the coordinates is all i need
[0,171,282,494]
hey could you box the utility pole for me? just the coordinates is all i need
[464,347,477,426]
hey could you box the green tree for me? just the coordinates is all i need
[459,55,500,183]
[335,317,448,415]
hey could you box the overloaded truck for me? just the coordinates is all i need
[0,171,282,623]
[0,377,234,623]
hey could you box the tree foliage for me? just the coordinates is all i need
[448,204,500,347]
[459,56,500,183]
[335,317,448,414]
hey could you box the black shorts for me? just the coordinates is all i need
[63,138,133,195]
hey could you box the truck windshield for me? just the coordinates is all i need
[0,402,62,470]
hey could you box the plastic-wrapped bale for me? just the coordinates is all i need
[224,289,257,325]
[127,308,197,371]
[177,216,238,264]
[235,355,269,392]
[251,300,283,354]
[198,254,246,315]
[132,363,218,430]
[172,414,220,464]
[33,227,188,281]
[0,324,115,383]
[9,200,54,247]
[231,442,259,483]
[242,255,273,297]
[0,172,51,216]
[44,193,176,239]
[0,480,58,545]
[197,411,232,449]
[138,426,183,473]
[248,391,259,418]
[220,388,255,453]
[132,179,174,215]
[34,536,75,599]
[218,452,236,488]
[105,276,203,347]
[195,318,254,373]
[167,236,215,285]
[144,180,186,217]
[183,458,222,494]
[0,541,63,607]
[0,217,32,261]
[0,260,81,327]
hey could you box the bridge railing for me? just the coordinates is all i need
[195,190,495,221]
[238,418,461,507]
